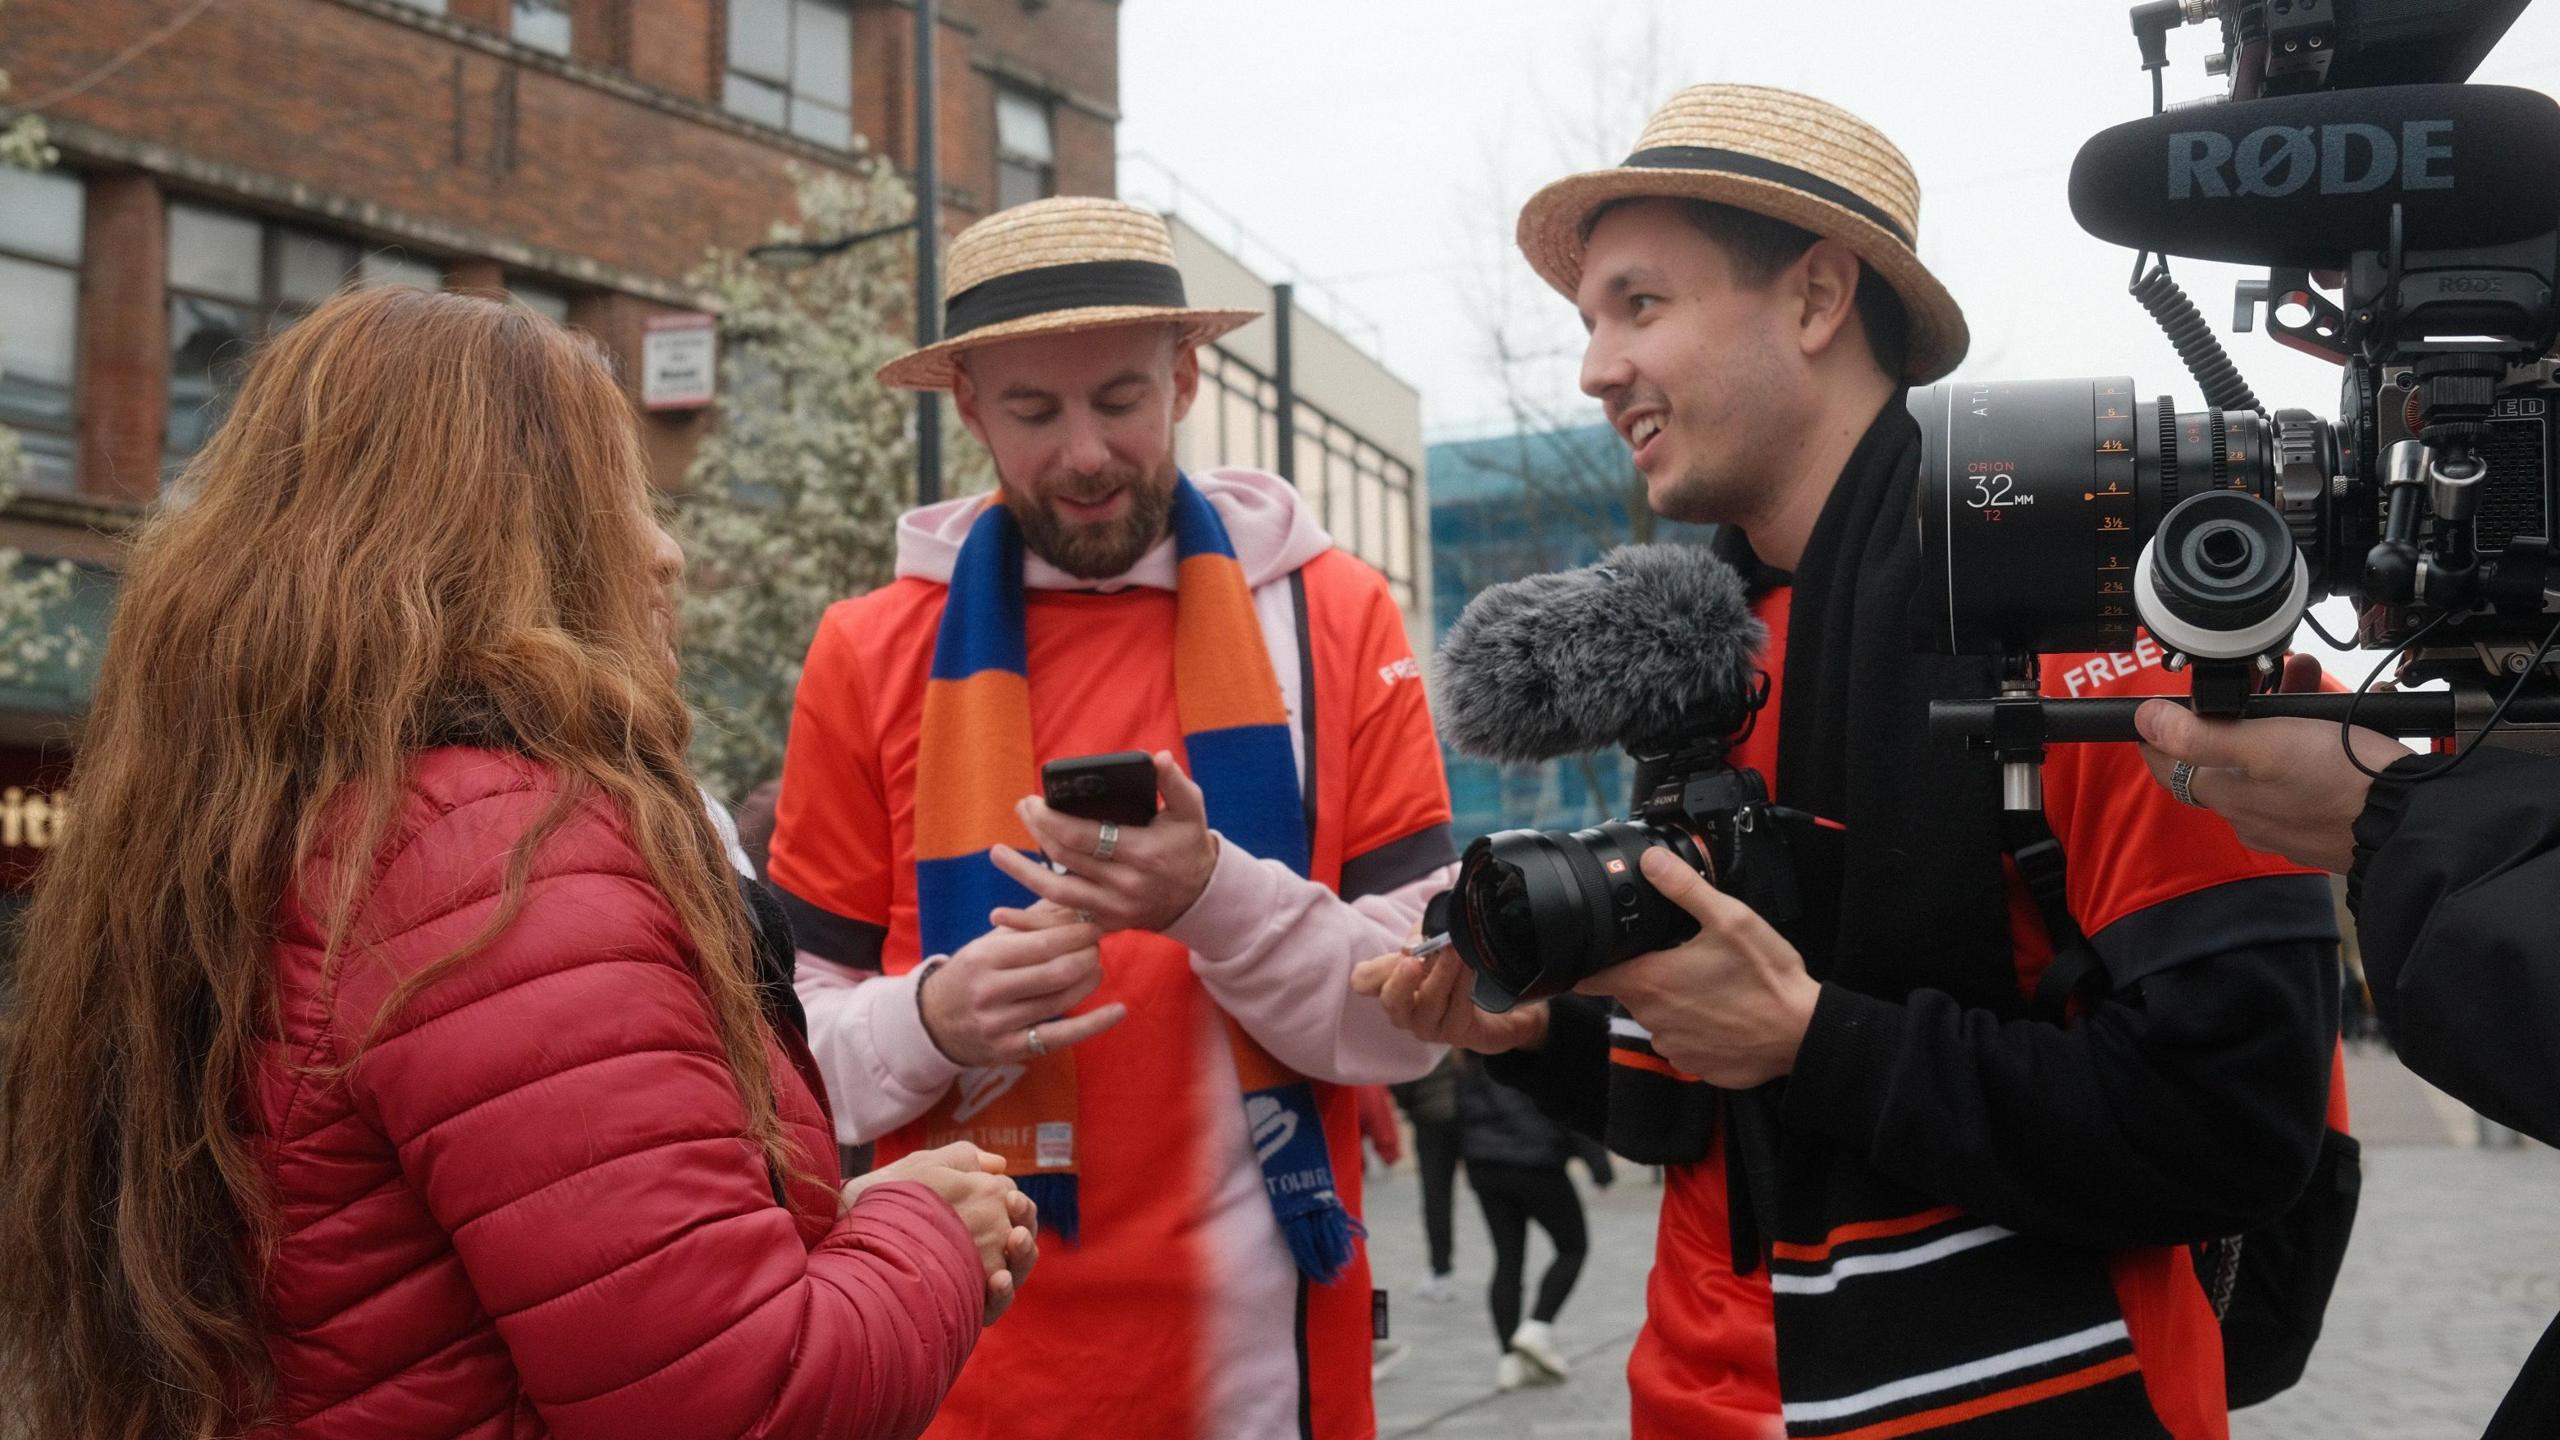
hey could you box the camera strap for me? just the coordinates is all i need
[1999,809,2110,1024]
[2002,808,2259,1328]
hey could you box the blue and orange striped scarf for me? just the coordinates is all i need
[911,474,1361,1282]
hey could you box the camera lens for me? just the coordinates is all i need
[1466,851,1545,980]
[1911,377,2311,654]
[1449,821,1710,1011]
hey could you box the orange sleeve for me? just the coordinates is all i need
[2040,646,2329,936]
[1339,564,1455,871]
[767,602,894,966]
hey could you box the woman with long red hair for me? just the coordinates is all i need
[0,286,1043,1439]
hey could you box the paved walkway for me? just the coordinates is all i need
[1361,1045,2557,1439]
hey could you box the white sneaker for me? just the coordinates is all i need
[1510,1319,1570,1382]
[1371,1338,1409,1385]
[1495,1351,1534,1391]
[1414,1272,1458,1304]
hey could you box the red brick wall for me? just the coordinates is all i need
[631,0,720,104]
[75,173,167,505]
[856,0,1120,219]
[5,0,816,287]
[0,0,1117,514]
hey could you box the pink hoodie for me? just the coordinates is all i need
[893,466,1331,593]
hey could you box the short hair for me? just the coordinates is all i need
[1583,197,1910,381]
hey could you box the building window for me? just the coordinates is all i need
[165,203,439,465]
[725,0,852,150]
[510,280,572,324]
[0,168,84,493]
[996,87,1056,209]
[513,0,570,55]
[359,250,443,293]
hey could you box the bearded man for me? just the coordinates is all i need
[770,197,1455,1440]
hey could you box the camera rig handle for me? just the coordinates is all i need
[1933,686,2560,749]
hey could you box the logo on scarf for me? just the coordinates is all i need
[951,1064,1027,1123]
[1246,1094,1299,1162]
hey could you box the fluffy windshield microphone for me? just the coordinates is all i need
[1434,544,1766,766]
[2069,83,2560,268]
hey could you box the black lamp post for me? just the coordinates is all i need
[746,0,945,507]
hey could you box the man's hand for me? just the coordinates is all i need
[918,910,1124,1067]
[838,1142,1034,1321]
[1574,848,1820,1088]
[2134,698,2411,874]
[1351,941,1550,1055]
[991,751,1220,935]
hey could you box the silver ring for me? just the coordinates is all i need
[1093,822,1120,862]
[2169,760,2202,808]
[1075,908,1095,926]
[1025,1025,1047,1058]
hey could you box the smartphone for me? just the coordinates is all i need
[1041,751,1159,827]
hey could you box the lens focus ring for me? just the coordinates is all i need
[2272,410,2329,558]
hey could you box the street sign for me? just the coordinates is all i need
[642,311,718,411]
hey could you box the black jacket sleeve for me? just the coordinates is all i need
[1482,993,1613,1144]
[2350,746,2560,1147]
[1782,873,2339,1250]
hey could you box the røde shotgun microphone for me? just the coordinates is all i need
[1434,544,1765,765]
[2068,83,2560,269]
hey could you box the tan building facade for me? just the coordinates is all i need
[1165,214,1430,662]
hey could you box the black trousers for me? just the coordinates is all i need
[1468,1159,1588,1352]
[1413,1119,1461,1276]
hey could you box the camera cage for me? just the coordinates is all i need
[1936,0,2560,775]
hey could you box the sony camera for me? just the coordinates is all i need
[1437,692,1839,1013]
[1920,0,2560,741]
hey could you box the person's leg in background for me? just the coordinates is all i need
[1414,1115,1462,1300]
[1469,1160,1544,1389]
[1569,1132,1615,1190]
[1507,1164,1589,1382]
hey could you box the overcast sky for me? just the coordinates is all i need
[1120,0,2560,443]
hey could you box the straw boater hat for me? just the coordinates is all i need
[877,197,1260,392]
[1516,84,1970,384]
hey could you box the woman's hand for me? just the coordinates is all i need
[841,1142,1032,1318]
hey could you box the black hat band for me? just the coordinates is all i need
[943,258,1192,339]
[1620,146,1913,247]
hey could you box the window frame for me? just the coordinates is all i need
[723,0,855,151]
[994,84,1058,210]
[163,203,441,469]
[511,0,572,56]
[0,168,86,493]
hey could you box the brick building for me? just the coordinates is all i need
[0,0,1120,920]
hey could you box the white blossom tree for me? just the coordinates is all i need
[677,158,990,799]
[0,17,92,691]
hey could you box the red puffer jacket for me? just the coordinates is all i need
[246,748,983,1439]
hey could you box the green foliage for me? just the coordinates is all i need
[677,159,990,800]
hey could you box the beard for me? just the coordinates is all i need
[1006,460,1180,580]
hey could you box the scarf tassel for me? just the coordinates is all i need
[1018,1172,1080,1246]
[1282,1201,1366,1285]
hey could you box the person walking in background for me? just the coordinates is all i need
[0,287,1028,1440]
[1456,1054,1590,1392]
[1391,1052,1467,1304]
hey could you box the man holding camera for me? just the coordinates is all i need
[1364,86,2343,1437]
[2134,693,2560,1436]
[765,197,1455,1440]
